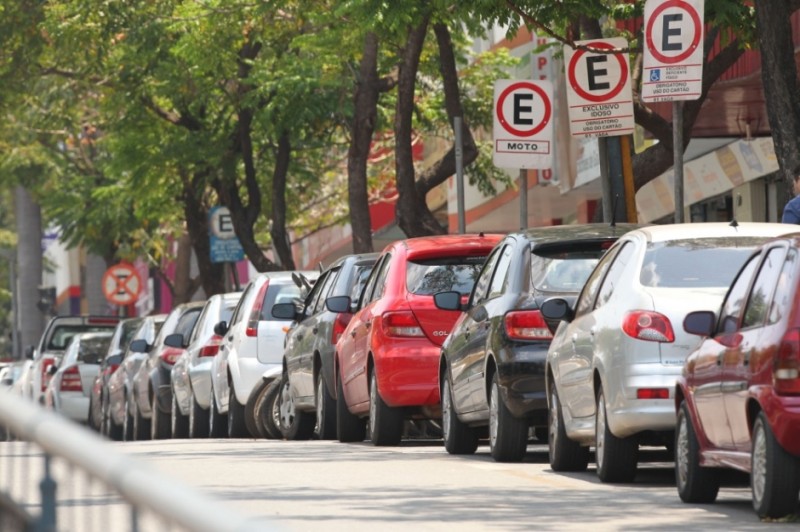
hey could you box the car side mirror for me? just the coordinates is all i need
[683,311,716,337]
[129,339,149,353]
[25,345,35,360]
[434,291,466,312]
[105,354,123,367]
[326,296,352,314]
[213,321,229,337]
[47,364,58,376]
[540,298,574,323]
[164,333,185,348]
[272,303,299,320]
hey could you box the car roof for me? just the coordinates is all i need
[513,223,642,247]
[631,222,798,243]
[327,252,381,270]
[393,234,504,258]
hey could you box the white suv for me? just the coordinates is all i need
[210,270,317,437]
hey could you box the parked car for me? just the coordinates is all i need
[132,302,204,440]
[44,331,114,424]
[105,314,166,441]
[210,270,317,438]
[272,253,379,440]
[171,292,241,438]
[435,224,639,462]
[89,317,143,433]
[22,315,120,405]
[331,233,503,446]
[676,234,800,518]
[541,222,798,483]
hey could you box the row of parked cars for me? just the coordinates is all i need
[7,221,800,520]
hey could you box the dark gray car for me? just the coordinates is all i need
[272,253,378,440]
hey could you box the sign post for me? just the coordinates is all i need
[102,263,142,308]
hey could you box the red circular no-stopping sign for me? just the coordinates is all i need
[102,263,142,305]
[645,0,702,64]
[495,81,552,137]
[567,41,628,103]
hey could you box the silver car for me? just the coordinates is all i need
[541,222,798,483]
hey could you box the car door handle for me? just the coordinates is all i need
[350,331,356,338]
[296,333,304,341]
[312,327,319,334]
[743,351,751,366]
[365,321,371,329]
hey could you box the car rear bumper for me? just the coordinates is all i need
[605,364,681,438]
[375,343,440,407]
[496,343,549,422]
[762,391,800,456]
[58,394,90,424]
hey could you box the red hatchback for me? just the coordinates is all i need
[677,234,800,519]
[329,234,503,445]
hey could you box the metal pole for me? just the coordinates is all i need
[10,257,20,360]
[38,454,57,532]
[519,169,528,230]
[607,136,626,222]
[673,101,685,223]
[598,137,613,223]
[620,134,637,223]
[454,117,466,234]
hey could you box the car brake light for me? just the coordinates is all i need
[87,317,120,325]
[636,388,669,399]
[622,311,675,343]
[504,310,553,341]
[41,358,55,392]
[160,348,183,366]
[775,328,800,395]
[107,364,120,375]
[199,335,223,357]
[246,280,271,337]
[382,311,425,337]
[332,313,351,345]
[60,366,83,392]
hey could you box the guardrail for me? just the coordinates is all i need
[0,389,270,532]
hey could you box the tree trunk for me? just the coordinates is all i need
[346,32,380,254]
[183,172,225,298]
[755,0,800,190]
[270,133,296,269]
[15,186,44,355]
[395,14,445,237]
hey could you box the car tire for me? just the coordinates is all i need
[244,380,266,439]
[489,372,528,462]
[336,373,366,443]
[548,384,589,472]
[171,393,189,439]
[106,401,123,442]
[151,393,171,440]
[675,402,719,503]
[368,371,403,446]
[278,374,315,440]
[87,395,97,431]
[257,378,283,440]
[227,383,250,438]
[441,374,478,455]
[314,376,337,440]
[133,399,151,441]
[208,384,228,438]
[751,411,800,518]
[595,388,638,483]
[188,394,209,439]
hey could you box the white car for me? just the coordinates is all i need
[171,291,241,438]
[210,270,317,437]
[44,332,113,424]
[541,222,799,483]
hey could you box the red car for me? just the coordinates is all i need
[677,234,800,519]
[329,233,503,445]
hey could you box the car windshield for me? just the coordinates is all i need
[532,251,603,292]
[406,256,486,295]
[640,237,767,288]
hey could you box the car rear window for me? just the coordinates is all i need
[532,250,605,292]
[260,283,303,320]
[640,238,766,288]
[48,326,118,351]
[406,256,487,295]
[78,336,113,365]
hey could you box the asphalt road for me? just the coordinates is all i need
[120,439,787,532]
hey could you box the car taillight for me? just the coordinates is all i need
[107,364,120,375]
[636,388,669,399]
[246,280,271,337]
[332,313,351,345]
[87,317,120,325]
[504,310,553,341]
[199,335,223,357]
[60,366,83,392]
[41,357,55,392]
[775,328,800,395]
[160,348,183,366]
[382,311,425,338]
[622,311,675,343]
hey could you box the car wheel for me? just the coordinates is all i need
[151,393,171,440]
[595,388,637,483]
[106,398,123,441]
[368,371,403,446]
[441,373,478,455]
[255,379,282,440]
[171,393,189,439]
[548,384,589,471]
[336,373,366,443]
[244,380,266,439]
[277,374,315,440]
[208,384,228,438]
[751,411,800,518]
[314,375,337,440]
[227,383,250,438]
[675,402,719,503]
[133,399,151,441]
[188,394,209,439]
[489,372,528,462]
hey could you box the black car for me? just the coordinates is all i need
[434,223,640,462]
[271,252,379,440]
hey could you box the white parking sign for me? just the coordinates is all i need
[492,80,554,169]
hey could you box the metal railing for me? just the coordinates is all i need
[0,389,271,532]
